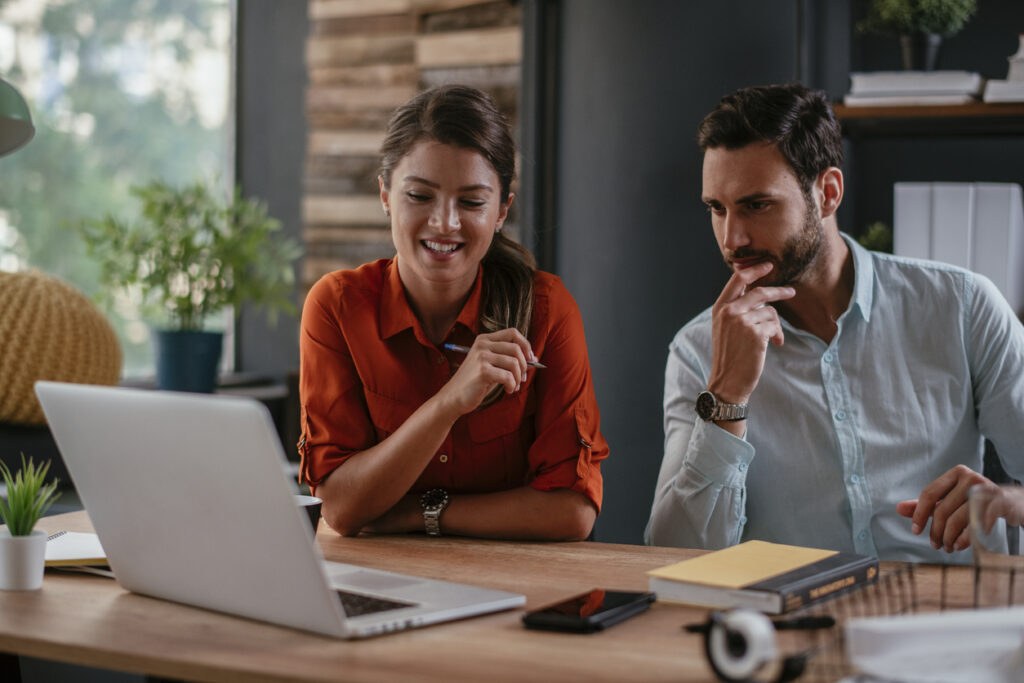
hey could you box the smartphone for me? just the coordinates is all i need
[521,589,656,633]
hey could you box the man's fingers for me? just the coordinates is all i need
[717,261,774,304]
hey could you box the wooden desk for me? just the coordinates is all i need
[1,512,978,683]
[1,511,714,682]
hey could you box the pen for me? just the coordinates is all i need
[443,343,547,369]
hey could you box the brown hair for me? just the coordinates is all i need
[697,83,843,193]
[380,84,536,406]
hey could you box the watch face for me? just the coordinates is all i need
[696,391,717,420]
[421,488,448,512]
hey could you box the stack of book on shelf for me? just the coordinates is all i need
[844,70,983,107]
[984,36,1024,102]
[647,540,878,614]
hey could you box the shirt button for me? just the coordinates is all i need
[738,462,747,471]
[439,454,449,463]
[850,474,861,484]
[835,410,846,421]
[858,530,868,540]
[824,352,834,362]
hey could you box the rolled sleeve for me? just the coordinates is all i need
[298,274,376,491]
[524,277,608,511]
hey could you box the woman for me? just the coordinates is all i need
[298,85,608,540]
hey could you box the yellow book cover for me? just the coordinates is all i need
[648,541,836,588]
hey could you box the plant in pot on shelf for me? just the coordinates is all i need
[859,0,978,71]
[78,180,302,393]
[0,455,60,591]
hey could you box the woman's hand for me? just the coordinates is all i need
[439,328,537,415]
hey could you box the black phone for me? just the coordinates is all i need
[521,588,656,633]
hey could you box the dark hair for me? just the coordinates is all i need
[696,83,843,192]
[380,85,536,406]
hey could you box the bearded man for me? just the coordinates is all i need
[645,83,1024,562]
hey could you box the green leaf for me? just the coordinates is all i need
[0,455,61,536]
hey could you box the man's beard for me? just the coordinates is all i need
[729,199,825,287]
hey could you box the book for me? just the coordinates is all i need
[929,182,974,268]
[973,183,1024,316]
[849,71,983,95]
[647,540,878,614]
[45,530,107,567]
[842,93,977,107]
[983,80,1024,103]
[894,183,932,259]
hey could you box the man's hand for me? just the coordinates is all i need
[896,465,994,552]
[707,261,796,406]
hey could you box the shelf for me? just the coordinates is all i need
[834,102,1024,137]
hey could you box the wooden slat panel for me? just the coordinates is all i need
[306,35,415,68]
[415,26,521,68]
[412,0,499,13]
[310,13,416,38]
[303,195,387,226]
[303,226,392,244]
[306,84,418,113]
[310,0,413,20]
[308,63,418,86]
[308,130,386,157]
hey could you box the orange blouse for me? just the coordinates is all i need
[298,258,608,510]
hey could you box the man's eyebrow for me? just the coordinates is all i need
[402,175,494,193]
[736,192,774,204]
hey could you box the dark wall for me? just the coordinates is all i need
[549,0,800,544]
[235,0,309,378]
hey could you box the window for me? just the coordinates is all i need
[0,0,234,376]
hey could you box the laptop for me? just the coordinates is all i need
[34,381,525,638]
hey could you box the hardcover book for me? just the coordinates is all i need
[647,540,878,614]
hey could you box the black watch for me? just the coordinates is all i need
[420,488,450,536]
[695,390,748,422]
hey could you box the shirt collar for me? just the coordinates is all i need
[841,232,874,323]
[379,259,484,340]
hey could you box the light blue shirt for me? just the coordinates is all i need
[646,235,1024,562]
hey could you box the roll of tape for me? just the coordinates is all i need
[705,609,778,682]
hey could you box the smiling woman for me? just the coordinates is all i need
[298,85,610,543]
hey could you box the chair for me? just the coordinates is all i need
[0,270,122,486]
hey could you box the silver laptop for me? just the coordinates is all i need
[35,381,524,638]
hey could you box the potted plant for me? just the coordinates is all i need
[859,0,978,71]
[0,455,60,590]
[78,180,302,392]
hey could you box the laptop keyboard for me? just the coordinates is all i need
[336,589,415,617]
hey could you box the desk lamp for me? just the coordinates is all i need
[0,77,34,157]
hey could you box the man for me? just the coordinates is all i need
[645,83,1024,562]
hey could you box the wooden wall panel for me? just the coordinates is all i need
[302,0,522,292]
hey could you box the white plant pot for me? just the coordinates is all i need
[0,529,47,590]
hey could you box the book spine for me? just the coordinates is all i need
[777,559,879,613]
[894,183,931,260]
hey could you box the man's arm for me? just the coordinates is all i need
[646,262,794,548]
[645,332,755,548]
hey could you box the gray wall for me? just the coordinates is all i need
[549,1,801,543]
[236,0,309,378]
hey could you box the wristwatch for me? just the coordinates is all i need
[420,488,450,536]
[695,390,748,422]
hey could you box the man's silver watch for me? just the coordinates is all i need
[695,390,748,422]
[420,488,450,536]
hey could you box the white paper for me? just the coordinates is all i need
[846,607,1024,683]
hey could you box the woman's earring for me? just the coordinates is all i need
[383,206,390,217]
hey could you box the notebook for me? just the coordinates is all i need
[35,381,524,638]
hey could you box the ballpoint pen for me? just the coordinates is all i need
[443,343,547,369]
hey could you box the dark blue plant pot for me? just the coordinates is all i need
[154,330,223,393]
